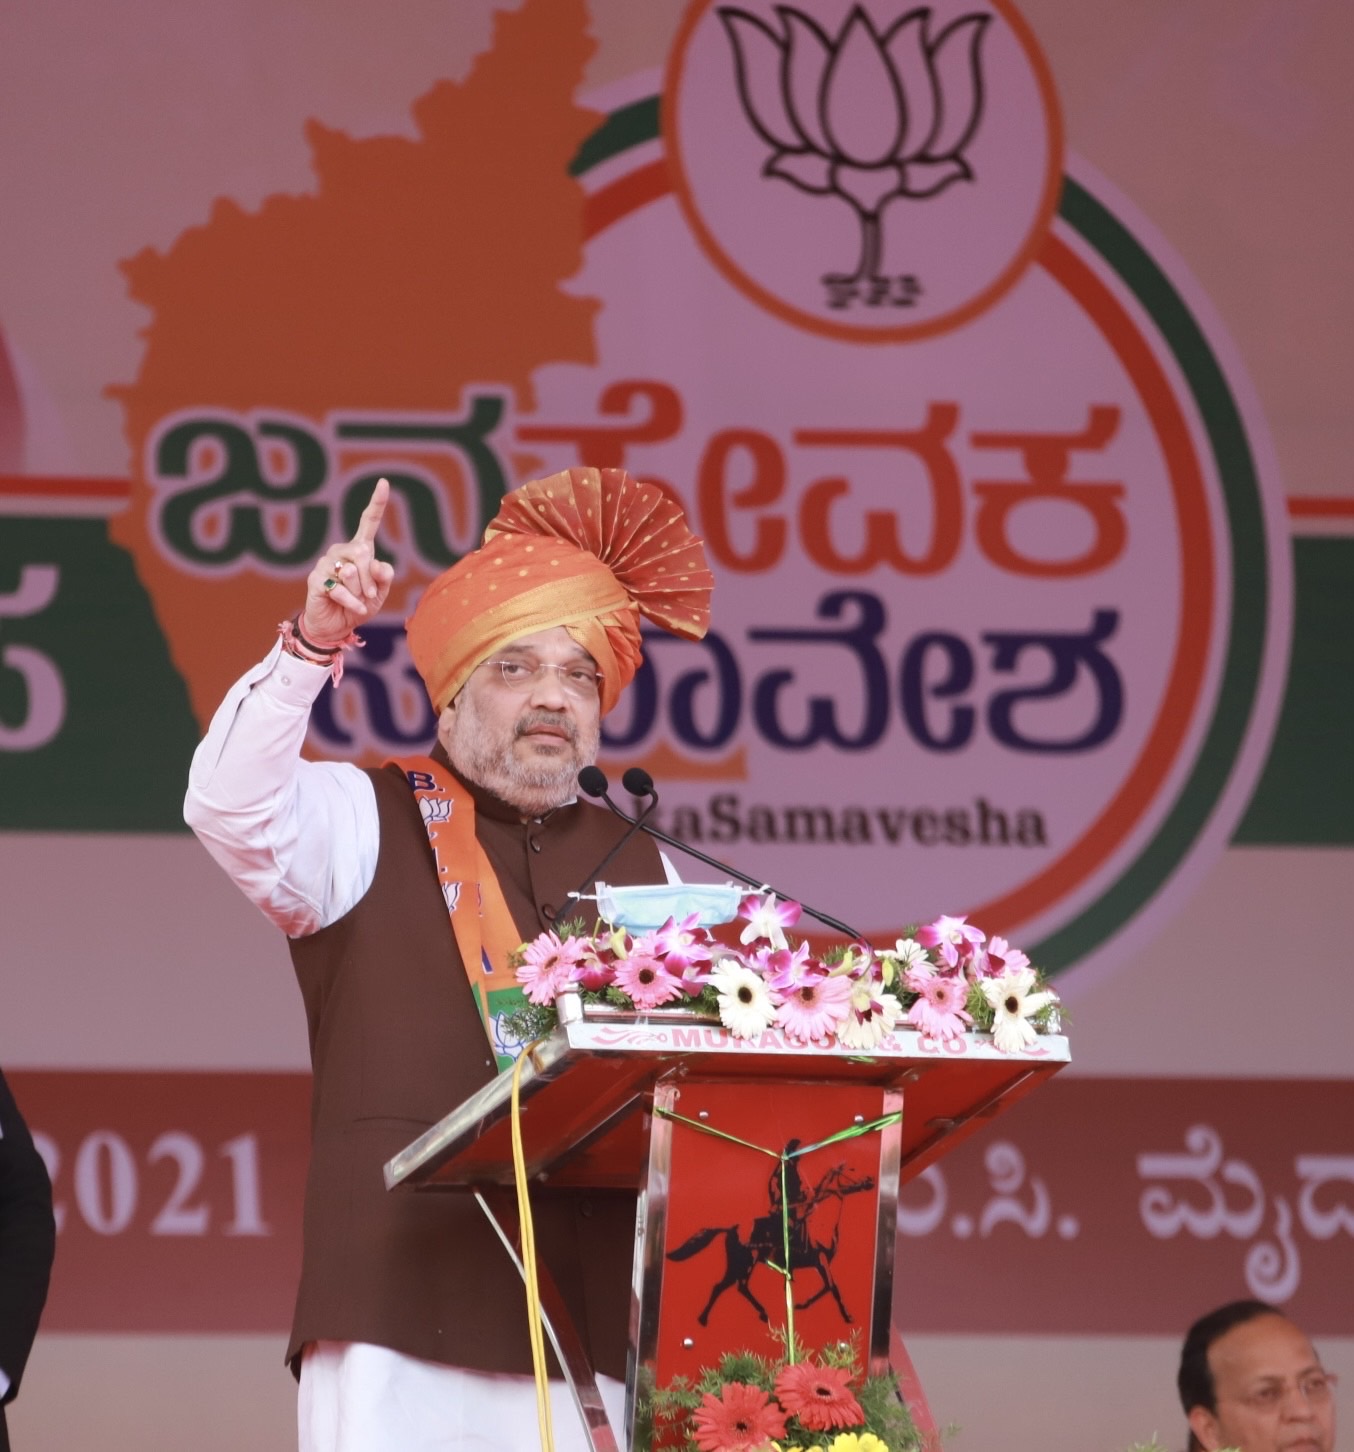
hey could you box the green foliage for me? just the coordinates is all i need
[702,1348,780,1393]
[857,1371,922,1449]
[689,984,722,1015]
[497,1000,556,1043]
[1032,996,1066,1031]
[965,981,995,1031]
[643,1341,923,1452]
[630,1364,666,1451]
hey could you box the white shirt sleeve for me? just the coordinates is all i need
[184,640,380,938]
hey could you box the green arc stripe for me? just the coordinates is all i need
[572,107,1277,977]
[570,97,661,177]
[1028,179,1271,973]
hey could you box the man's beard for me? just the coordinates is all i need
[446,699,598,816]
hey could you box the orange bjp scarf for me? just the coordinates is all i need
[390,754,528,1072]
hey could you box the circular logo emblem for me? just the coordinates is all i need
[664,0,1063,340]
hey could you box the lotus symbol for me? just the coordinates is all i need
[719,4,991,306]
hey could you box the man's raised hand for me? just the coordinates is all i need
[300,478,396,646]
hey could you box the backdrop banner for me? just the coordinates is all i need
[18,1071,1351,1337]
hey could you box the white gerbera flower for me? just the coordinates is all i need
[709,958,777,1039]
[837,988,903,1050]
[882,936,928,985]
[980,968,1058,1053]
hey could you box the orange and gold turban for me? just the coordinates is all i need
[405,467,713,714]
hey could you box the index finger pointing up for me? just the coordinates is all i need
[353,477,390,546]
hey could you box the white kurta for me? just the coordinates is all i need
[300,1344,627,1452]
[185,641,379,936]
[185,645,629,1451]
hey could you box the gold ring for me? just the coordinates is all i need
[322,578,338,590]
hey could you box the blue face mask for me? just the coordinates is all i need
[591,882,742,933]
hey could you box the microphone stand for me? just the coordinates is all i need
[580,769,866,943]
[563,789,662,912]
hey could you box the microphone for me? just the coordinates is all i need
[580,767,866,943]
[577,764,619,810]
[620,765,656,798]
[564,766,662,911]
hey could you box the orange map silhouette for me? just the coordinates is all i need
[109,0,602,733]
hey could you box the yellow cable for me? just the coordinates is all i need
[511,1044,555,1452]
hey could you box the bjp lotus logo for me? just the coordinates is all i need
[665,0,1063,340]
[720,6,989,304]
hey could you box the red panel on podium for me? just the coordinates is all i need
[385,1008,1067,1450]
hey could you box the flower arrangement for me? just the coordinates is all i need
[644,1338,923,1452]
[508,893,1061,1054]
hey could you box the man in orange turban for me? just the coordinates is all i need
[408,464,713,716]
[185,467,712,1452]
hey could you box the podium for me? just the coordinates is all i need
[385,999,1068,1450]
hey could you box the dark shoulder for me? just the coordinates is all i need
[567,799,665,886]
[0,1067,52,1198]
[366,761,423,815]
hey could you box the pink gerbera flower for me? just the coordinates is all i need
[902,957,939,994]
[773,1360,864,1431]
[905,972,973,1042]
[982,935,1030,979]
[774,971,853,1044]
[612,947,686,1010]
[515,932,589,1005]
[916,913,985,970]
[691,1381,788,1452]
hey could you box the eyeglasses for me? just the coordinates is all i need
[1229,1370,1338,1413]
[483,658,602,699]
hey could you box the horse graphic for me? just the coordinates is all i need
[667,1155,876,1327]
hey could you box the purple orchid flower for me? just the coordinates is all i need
[916,913,986,970]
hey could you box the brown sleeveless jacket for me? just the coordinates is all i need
[285,757,663,1376]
